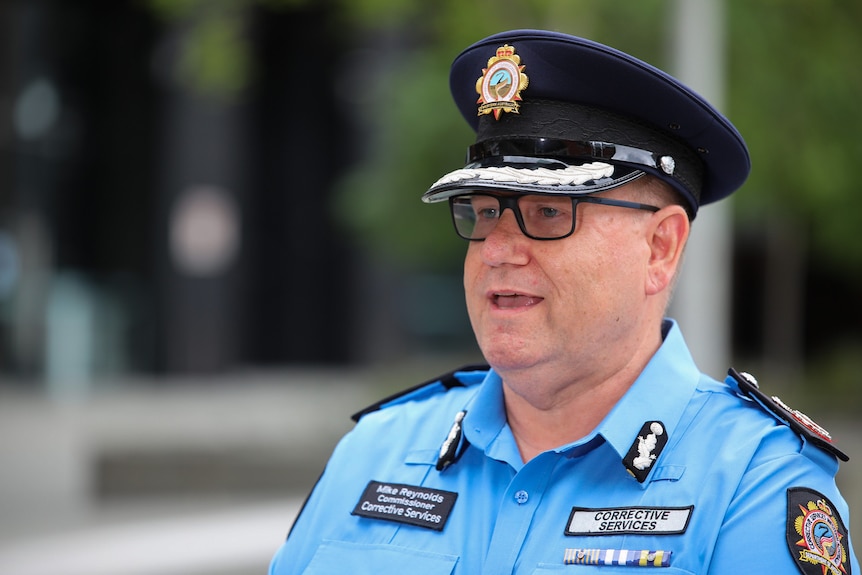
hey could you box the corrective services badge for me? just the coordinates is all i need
[476,44,529,119]
[787,488,851,575]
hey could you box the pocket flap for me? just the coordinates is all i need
[302,540,458,575]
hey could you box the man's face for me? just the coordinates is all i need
[463,186,655,378]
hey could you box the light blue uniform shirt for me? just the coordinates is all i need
[270,321,858,574]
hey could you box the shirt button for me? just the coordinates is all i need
[514,490,529,504]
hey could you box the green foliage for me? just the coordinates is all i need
[330,46,471,271]
[728,0,862,274]
[330,1,672,271]
[143,0,862,278]
[145,0,279,100]
[182,7,251,97]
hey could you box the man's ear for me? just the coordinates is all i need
[645,206,690,296]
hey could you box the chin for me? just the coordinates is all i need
[480,341,543,373]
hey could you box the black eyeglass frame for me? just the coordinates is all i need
[449,193,660,241]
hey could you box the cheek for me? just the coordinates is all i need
[545,241,603,284]
[463,246,479,287]
[548,239,639,308]
[462,249,483,311]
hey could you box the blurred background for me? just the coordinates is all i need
[0,0,859,573]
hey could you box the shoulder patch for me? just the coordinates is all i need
[787,487,852,575]
[350,364,489,422]
[728,368,849,462]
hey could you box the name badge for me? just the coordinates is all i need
[352,481,458,531]
[566,506,693,536]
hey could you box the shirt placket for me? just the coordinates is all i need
[481,451,559,575]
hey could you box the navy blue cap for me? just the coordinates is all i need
[422,30,751,216]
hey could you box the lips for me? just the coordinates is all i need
[492,292,544,309]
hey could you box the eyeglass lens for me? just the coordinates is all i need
[449,193,660,241]
[451,194,576,240]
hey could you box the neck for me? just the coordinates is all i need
[501,327,663,462]
[502,368,632,462]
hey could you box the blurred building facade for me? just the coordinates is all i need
[0,1,859,393]
[0,1,371,383]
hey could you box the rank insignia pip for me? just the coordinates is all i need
[475,44,529,119]
[787,488,851,575]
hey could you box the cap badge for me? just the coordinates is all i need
[476,44,529,120]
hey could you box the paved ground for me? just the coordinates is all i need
[1,368,860,574]
[0,497,302,575]
[0,369,375,575]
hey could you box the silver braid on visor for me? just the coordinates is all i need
[422,149,646,203]
[422,100,705,212]
[430,161,615,189]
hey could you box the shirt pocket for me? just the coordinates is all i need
[301,540,458,575]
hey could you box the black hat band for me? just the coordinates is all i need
[475,99,705,206]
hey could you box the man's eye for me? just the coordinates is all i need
[477,207,499,219]
[539,207,560,218]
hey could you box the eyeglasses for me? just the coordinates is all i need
[449,193,660,241]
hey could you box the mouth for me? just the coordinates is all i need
[491,291,544,310]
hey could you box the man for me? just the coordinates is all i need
[270,30,858,574]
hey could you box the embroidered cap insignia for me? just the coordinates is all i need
[475,44,529,119]
[787,488,851,575]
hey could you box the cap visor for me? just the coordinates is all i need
[423,161,644,203]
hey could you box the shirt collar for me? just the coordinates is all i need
[597,319,701,460]
[462,319,701,464]
[463,370,523,466]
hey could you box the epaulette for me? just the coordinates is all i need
[727,368,849,462]
[351,364,490,422]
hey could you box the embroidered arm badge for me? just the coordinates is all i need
[787,487,852,575]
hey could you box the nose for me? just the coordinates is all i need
[478,209,530,266]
